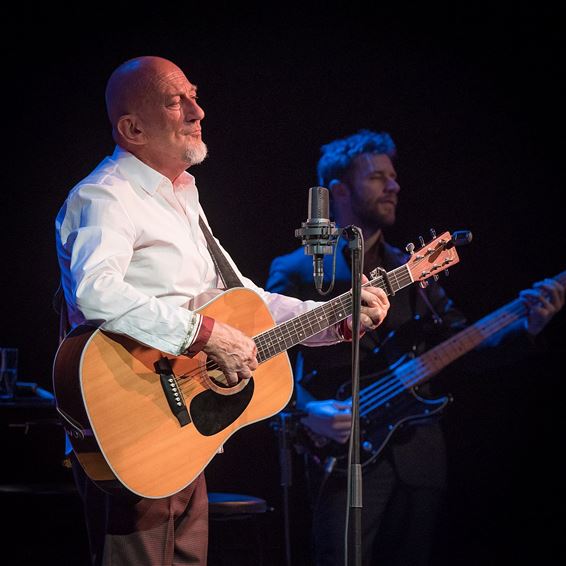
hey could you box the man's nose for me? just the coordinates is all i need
[185,99,205,121]
[386,178,400,192]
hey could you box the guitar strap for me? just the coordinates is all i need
[417,286,443,325]
[198,216,244,289]
[53,283,69,345]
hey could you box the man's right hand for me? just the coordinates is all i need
[202,321,258,386]
[302,399,353,444]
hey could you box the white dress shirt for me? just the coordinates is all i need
[55,146,343,355]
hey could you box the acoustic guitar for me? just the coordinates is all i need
[52,231,460,498]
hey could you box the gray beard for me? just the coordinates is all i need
[185,141,208,165]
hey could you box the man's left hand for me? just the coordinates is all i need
[346,275,391,334]
[520,278,565,336]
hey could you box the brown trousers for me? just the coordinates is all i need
[72,455,208,565]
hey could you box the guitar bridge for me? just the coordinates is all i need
[154,357,191,427]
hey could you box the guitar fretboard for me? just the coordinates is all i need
[254,264,413,362]
[358,269,566,416]
[398,269,566,388]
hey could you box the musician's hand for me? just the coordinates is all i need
[302,399,352,444]
[202,321,258,386]
[346,275,390,334]
[520,278,565,336]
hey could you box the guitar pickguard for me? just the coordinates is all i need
[190,380,255,436]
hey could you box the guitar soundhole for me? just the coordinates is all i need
[190,380,255,436]
[208,368,232,388]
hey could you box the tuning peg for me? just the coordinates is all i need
[444,269,449,277]
[433,274,439,281]
[419,236,425,247]
[419,280,429,289]
[451,230,473,246]
[405,242,415,255]
[429,228,437,239]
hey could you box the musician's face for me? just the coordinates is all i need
[347,153,400,228]
[138,65,207,171]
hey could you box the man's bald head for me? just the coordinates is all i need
[105,56,183,129]
[103,55,206,180]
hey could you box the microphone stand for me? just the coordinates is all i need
[344,225,363,566]
[294,188,364,565]
[269,409,306,566]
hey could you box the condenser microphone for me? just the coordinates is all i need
[295,186,340,292]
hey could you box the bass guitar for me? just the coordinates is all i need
[52,231,460,498]
[301,269,566,475]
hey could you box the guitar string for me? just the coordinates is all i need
[176,260,448,393]
[184,244,452,378]
[356,299,527,416]
[170,247,453,394]
[355,268,566,415]
[360,272,565,414]
[304,300,528,467]
[173,272,413,393]
[358,300,526,414]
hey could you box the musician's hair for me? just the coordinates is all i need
[317,129,397,188]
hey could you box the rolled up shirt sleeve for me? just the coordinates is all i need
[57,184,205,356]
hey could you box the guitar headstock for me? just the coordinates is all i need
[403,231,460,285]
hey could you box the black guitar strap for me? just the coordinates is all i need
[417,286,443,325]
[53,283,69,345]
[198,216,244,290]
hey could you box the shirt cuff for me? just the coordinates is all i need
[337,319,366,342]
[184,315,215,356]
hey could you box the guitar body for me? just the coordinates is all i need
[301,385,451,474]
[53,288,293,498]
[297,317,452,474]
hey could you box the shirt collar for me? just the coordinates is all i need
[110,145,195,196]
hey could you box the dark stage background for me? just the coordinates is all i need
[1,7,565,566]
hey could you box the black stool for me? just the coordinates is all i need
[207,492,270,566]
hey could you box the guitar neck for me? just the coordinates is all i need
[395,269,566,389]
[255,263,413,363]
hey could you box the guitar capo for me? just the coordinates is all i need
[372,267,395,297]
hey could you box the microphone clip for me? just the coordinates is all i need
[295,186,341,294]
[294,222,340,255]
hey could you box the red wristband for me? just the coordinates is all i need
[338,319,365,341]
[185,315,215,356]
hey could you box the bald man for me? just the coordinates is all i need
[55,56,390,565]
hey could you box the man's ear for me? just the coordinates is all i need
[116,114,146,146]
[328,179,349,199]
